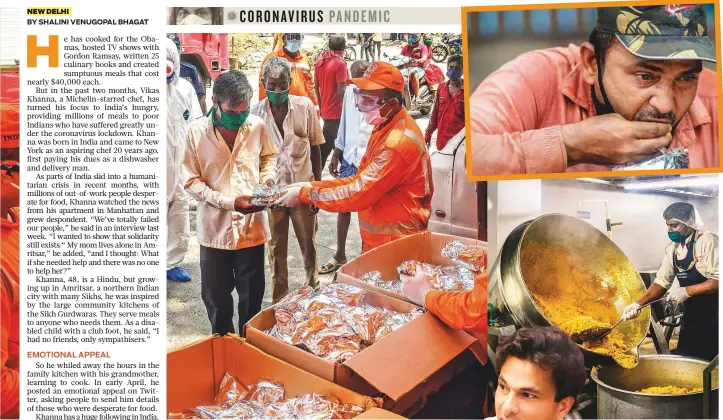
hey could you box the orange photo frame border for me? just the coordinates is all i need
[461,0,723,181]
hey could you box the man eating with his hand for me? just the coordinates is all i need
[470,5,717,175]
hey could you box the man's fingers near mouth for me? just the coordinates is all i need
[634,121,672,139]
[634,136,672,155]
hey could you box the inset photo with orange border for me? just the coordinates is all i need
[462,2,721,180]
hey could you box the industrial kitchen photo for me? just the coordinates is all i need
[486,174,719,419]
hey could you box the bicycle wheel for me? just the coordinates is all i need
[431,45,448,63]
[344,46,357,61]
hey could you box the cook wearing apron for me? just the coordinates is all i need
[672,232,719,360]
[623,202,719,361]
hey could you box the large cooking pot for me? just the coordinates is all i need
[592,355,719,419]
[488,214,651,366]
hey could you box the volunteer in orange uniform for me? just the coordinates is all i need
[400,249,489,340]
[259,33,318,106]
[272,33,285,51]
[274,62,433,252]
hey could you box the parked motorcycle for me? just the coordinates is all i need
[384,53,434,115]
[431,33,462,63]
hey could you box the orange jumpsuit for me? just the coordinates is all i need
[300,108,432,252]
[259,49,318,106]
[425,271,488,343]
[272,33,285,51]
[424,248,488,342]
[1,219,19,419]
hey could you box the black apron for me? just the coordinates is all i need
[672,234,718,361]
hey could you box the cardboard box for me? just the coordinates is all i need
[167,335,379,417]
[336,232,486,304]
[245,286,485,416]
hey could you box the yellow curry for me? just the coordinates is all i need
[520,242,640,369]
[638,386,703,395]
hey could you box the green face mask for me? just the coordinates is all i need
[668,231,687,243]
[424,39,432,46]
[267,89,290,105]
[210,105,249,130]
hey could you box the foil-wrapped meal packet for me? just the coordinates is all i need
[250,184,283,207]
[274,307,301,340]
[375,309,423,341]
[310,332,362,363]
[191,405,226,419]
[397,261,441,287]
[334,402,368,419]
[263,402,296,419]
[291,315,334,345]
[324,283,368,306]
[360,271,403,294]
[437,265,476,291]
[442,241,486,272]
[341,305,387,345]
[168,410,201,419]
[286,393,365,420]
[396,260,438,277]
[276,285,315,314]
[215,401,266,419]
[215,372,249,407]
[263,283,420,362]
[246,380,286,406]
[360,271,382,282]
[265,324,286,342]
[170,373,366,420]
[612,148,689,171]
[304,293,341,317]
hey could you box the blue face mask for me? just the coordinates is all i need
[166,73,175,84]
[447,68,462,81]
[285,40,302,53]
[668,231,687,243]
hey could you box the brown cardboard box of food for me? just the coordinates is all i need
[167,335,387,418]
[245,284,485,416]
[337,231,486,304]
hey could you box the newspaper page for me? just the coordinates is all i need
[2,4,469,418]
[7,5,166,419]
[4,1,721,420]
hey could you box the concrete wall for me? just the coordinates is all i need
[487,179,542,258]
[489,178,719,271]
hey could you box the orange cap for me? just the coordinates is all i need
[350,61,404,93]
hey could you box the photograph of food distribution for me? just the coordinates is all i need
[162,27,719,420]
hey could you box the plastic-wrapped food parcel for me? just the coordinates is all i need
[360,240,486,294]
[168,372,365,419]
[613,148,689,171]
[250,184,283,207]
[264,284,424,363]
